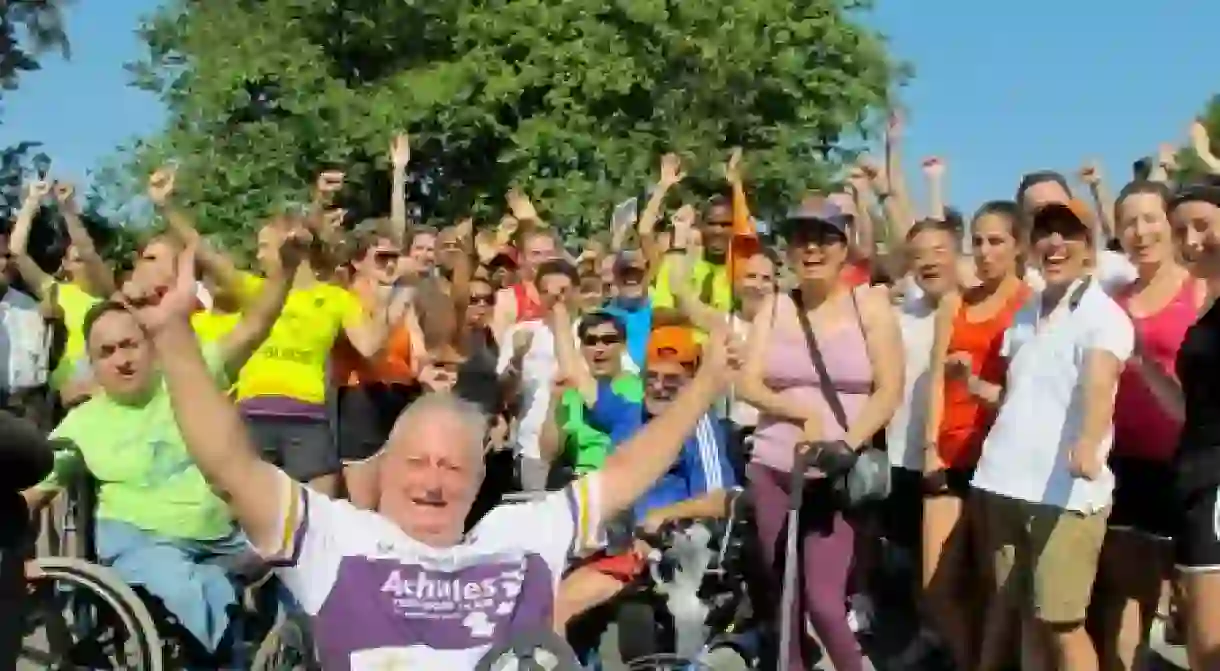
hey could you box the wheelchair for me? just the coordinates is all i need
[573,493,760,670]
[19,470,318,670]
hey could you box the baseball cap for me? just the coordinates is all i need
[645,326,700,367]
[1031,199,1092,239]
[778,196,852,236]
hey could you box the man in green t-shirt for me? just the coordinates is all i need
[545,311,640,480]
[21,240,294,660]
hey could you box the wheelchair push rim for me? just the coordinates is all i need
[20,556,163,671]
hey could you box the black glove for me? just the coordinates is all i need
[803,440,858,477]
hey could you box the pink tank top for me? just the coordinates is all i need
[751,289,874,473]
[1112,277,1197,462]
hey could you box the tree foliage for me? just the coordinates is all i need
[112,0,901,246]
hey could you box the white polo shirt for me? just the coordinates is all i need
[971,277,1133,513]
[886,291,937,472]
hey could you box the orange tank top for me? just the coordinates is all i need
[331,285,415,387]
[937,284,1030,468]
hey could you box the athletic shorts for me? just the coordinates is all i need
[924,466,975,498]
[1175,484,1220,573]
[246,415,339,483]
[1108,456,1175,539]
[336,383,420,463]
[979,490,1109,624]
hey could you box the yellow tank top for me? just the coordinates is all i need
[233,274,363,404]
[48,281,100,389]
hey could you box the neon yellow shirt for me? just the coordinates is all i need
[47,281,100,389]
[650,255,732,313]
[234,274,362,404]
[40,345,234,540]
[190,311,241,344]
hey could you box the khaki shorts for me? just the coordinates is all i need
[977,490,1109,624]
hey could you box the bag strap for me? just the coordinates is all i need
[791,289,850,433]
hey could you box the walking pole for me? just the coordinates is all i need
[777,446,812,671]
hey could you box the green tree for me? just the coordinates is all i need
[113,0,901,245]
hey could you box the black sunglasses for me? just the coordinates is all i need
[581,333,622,347]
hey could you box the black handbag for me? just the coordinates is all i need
[791,289,891,507]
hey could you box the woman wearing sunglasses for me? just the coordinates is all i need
[739,197,904,671]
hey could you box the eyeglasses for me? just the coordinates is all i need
[373,251,400,265]
[581,334,622,347]
[645,370,687,389]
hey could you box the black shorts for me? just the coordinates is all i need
[924,467,974,498]
[1174,484,1220,572]
[246,415,339,483]
[880,467,922,552]
[1108,456,1175,539]
[336,383,420,463]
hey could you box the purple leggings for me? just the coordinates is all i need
[747,463,862,671]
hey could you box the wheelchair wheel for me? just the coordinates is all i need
[20,556,163,671]
[474,628,581,671]
[612,599,661,663]
[698,646,751,670]
[250,609,319,671]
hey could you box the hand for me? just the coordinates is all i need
[857,156,888,191]
[659,152,685,188]
[314,170,345,202]
[846,166,871,195]
[944,351,973,380]
[124,242,199,335]
[1156,144,1178,171]
[321,208,347,234]
[417,361,458,393]
[698,324,743,388]
[147,167,176,207]
[551,374,571,397]
[1068,444,1103,481]
[511,329,534,359]
[506,188,538,222]
[53,181,78,210]
[921,156,945,179]
[24,179,51,205]
[1078,160,1102,187]
[390,133,411,169]
[497,215,520,241]
[671,204,696,235]
[38,283,63,322]
[455,217,474,243]
[269,225,312,274]
[723,147,743,185]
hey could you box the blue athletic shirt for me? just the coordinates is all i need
[603,297,653,370]
[586,378,737,520]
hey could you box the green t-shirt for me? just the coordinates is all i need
[559,375,643,474]
[39,345,235,541]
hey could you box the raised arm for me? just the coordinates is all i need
[1079,161,1116,244]
[921,157,947,222]
[550,302,596,405]
[10,180,54,298]
[1190,119,1220,176]
[53,182,115,297]
[389,134,411,244]
[879,110,917,239]
[137,248,283,553]
[595,327,737,520]
[637,153,684,265]
[216,227,305,378]
[148,168,246,299]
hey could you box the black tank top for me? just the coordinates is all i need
[1175,299,1220,496]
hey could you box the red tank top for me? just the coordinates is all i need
[1112,277,1196,462]
[512,282,546,323]
[937,283,1031,468]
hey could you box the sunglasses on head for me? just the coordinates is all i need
[581,333,622,347]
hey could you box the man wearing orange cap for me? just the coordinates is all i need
[552,324,738,634]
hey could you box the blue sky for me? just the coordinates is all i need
[3,0,1219,214]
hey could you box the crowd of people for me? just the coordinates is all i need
[0,112,1218,671]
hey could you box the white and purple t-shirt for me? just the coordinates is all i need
[265,473,602,670]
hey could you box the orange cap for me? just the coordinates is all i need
[645,326,701,366]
